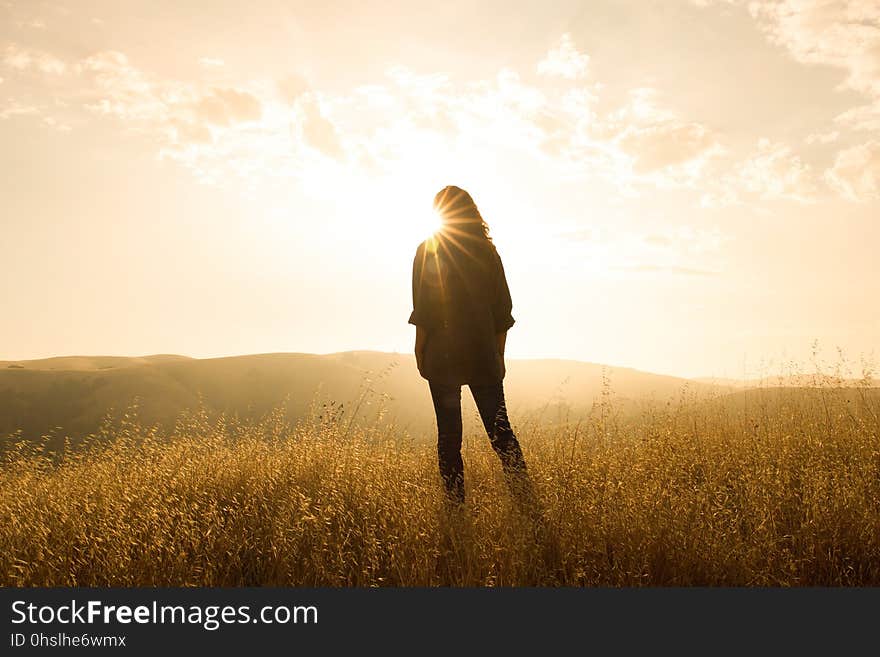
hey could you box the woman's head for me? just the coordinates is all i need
[433,186,491,242]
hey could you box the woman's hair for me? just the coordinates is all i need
[433,186,491,242]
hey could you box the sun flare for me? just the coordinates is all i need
[422,209,443,239]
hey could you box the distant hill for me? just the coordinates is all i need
[0,354,193,371]
[693,374,877,388]
[0,351,719,446]
[698,385,880,425]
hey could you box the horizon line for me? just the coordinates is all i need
[2,349,874,385]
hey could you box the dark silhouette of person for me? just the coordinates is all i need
[409,185,535,508]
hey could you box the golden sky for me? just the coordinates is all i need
[1,0,878,378]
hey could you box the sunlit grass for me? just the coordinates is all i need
[1,374,878,586]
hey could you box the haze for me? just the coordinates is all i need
[1,0,878,378]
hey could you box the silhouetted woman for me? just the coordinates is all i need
[409,186,532,506]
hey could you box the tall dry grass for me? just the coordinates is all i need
[1,376,879,586]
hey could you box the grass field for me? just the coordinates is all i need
[2,381,879,586]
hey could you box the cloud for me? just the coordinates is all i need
[609,87,677,125]
[738,138,820,202]
[825,140,880,201]
[199,57,225,68]
[560,225,725,277]
[6,25,872,210]
[73,51,264,152]
[192,87,262,126]
[77,50,160,121]
[364,67,458,137]
[537,34,590,80]
[595,89,724,188]
[805,130,840,144]
[75,52,262,130]
[835,102,880,132]
[78,50,136,77]
[42,116,71,131]
[643,225,725,255]
[3,44,66,74]
[619,122,719,174]
[0,33,733,199]
[0,99,39,119]
[702,138,823,206]
[295,93,345,160]
[14,18,46,29]
[745,0,880,97]
[695,0,880,202]
[169,118,213,145]
[616,264,719,276]
[276,74,309,104]
[697,1,880,96]
[478,79,720,190]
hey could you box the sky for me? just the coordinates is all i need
[1,0,878,379]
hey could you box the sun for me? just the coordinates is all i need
[323,176,446,258]
[373,180,445,247]
[389,202,443,253]
[421,208,444,239]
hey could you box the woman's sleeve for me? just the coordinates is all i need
[408,243,431,327]
[493,251,515,333]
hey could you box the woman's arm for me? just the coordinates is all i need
[410,242,431,376]
[415,325,429,374]
[492,251,515,334]
[496,330,507,359]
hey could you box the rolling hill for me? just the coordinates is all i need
[0,351,716,446]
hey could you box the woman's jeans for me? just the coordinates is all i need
[428,380,531,505]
